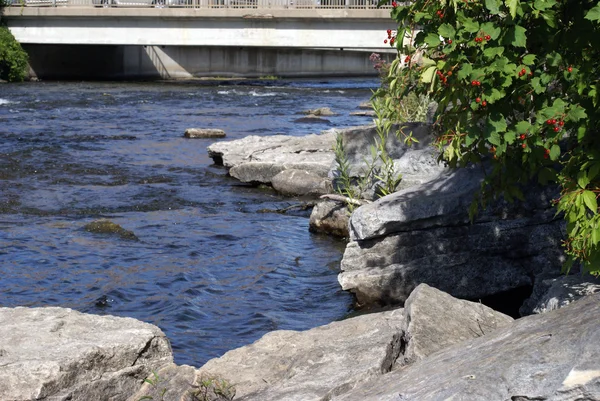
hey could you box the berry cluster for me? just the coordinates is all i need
[471,80,481,86]
[436,70,451,85]
[436,9,444,18]
[546,118,564,132]
[384,29,396,46]
[474,34,491,43]
[391,1,397,7]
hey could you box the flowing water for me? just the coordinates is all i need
[0,79,377,366]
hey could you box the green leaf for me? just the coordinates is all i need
[582,190,598,214]
[578,171,591,189]
[505,0,519,19]
[483,46,504,59]
[486,112,508,137]
[438,23,456,39]
[457,63,473,80]
[567,105,587,122]
[421,66,437,83]
[531,77,544,94]
[522,54,536,65]
[505,25,527,47]
[549,144,560,161]
[585,4,600,22]
[533,0,556,11]
[485,0,501,14]
[461,17,480,33]
[504,130,516,144]
[515,120,532,134]
[589,163,600,182]
[488,131,502,146]
[484,88,506,103]
[425,33,442,47]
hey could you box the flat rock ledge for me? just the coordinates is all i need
[0,306,172,401]
[207,130,338,196]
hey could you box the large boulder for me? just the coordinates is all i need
[338,164,565,308]
[0,307,173,401]
[271,169,332,197]
[520,273,600,315]
[129,285,512,401]
[333,291,600,401]
[397,284,513,368]
[195,309,406,401]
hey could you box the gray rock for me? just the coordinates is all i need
[271,169,332,197]
[520,274,600,315]
[333,292,600,401]
[196,309,405,401]
[294,116,332,124]
[184,128,226,138]
[0,307,173,401]
[338,165,565,307]
[358,102,372,110]
[308,200,350,237]
[398,284,513,368]
[349,111,376,117]
[128,364,236,401]
[302,107,336,116]
[207,131,336,172]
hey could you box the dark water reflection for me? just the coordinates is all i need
[0,79,376,366]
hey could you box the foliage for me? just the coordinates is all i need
[378,0,600,274]
[191,374,236,401]
[0,24,28,82]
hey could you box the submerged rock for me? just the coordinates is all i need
[184,128,226,139]
[301,107,336,116]
[84,219,138,241]
[293,116,332,124]
[0,307,172,401]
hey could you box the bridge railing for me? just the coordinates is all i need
[7,0,391,8]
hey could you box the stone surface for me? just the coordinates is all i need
[271,168,332,196]
[127,364,236,401]
[520,273,600,315]
[308,199,350,237]
[184,128,226,138]
[302,107,336,116]
[338,166,565,307]
[349,110,376,117]
[333,292,600,401]
[0,307,173,401]
[196,309,405,401]
[358,102,372,110]
[207,131,336,184]
[329,123,444,201]
[397,284,513,367]
[293,116,332,124]
[83,218,138,241]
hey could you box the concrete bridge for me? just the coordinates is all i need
[2,4,397,79]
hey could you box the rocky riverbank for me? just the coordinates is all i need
[2,124,599,400]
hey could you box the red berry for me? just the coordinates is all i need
[448,39,453,44]
[405,56,411,63]
[384,39,388,44]
[559,121,564,126]
[554,126,560,132]
[447,71,452,77]
[390,38,395,45]
[485,35,491,41]
[551,119,557,124]
[477,81,481,86]
[546,119,553,125]
[472,80,477,86]
[520,134,526,140]
[482,100,487,107]
[476,97,481,103]
[522,143,527,149]
[387,29,391,35]
[567,66,573,73]
[392,1,397,6]
[543,153,549,159]
[545,148,550,154]
[521,68,526,75]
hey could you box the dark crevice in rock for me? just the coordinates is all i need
[510,396,547,400]
[211,154,224,166]
[131,336,157,367]
[381,332,404,373]
[475,285,533,319]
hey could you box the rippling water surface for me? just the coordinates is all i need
[0,79,377,366]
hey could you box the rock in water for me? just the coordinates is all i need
[0,307,173,401]
[308,200,350,237]
[84,219,138,241]
[302,107,336,116]
[184,128,226,139]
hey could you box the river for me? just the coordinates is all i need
[0,78,377,366]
